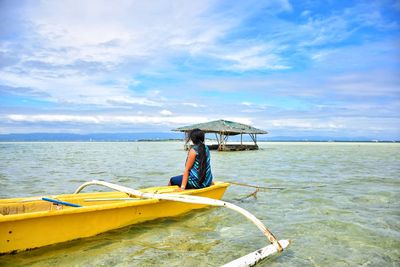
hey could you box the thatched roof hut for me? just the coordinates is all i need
[172,119,268,151]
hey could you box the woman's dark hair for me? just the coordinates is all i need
[189,128,206,183]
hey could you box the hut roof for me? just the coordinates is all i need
[172,119,268,135]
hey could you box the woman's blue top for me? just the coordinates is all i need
[188,145,213,188]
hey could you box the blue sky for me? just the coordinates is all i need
[0,0,399,139]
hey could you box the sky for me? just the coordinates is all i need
[0,0,399,140]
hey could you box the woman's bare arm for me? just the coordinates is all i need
[181,148,196,189]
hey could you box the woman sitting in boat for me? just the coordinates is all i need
[169,128,213,190]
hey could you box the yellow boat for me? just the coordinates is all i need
[0,181,229,255]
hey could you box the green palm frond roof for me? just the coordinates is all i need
[172,119,268,135]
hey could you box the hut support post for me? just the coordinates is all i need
[218,133,222,150]
[249,134,258,146]
[219,132,228,151]
[215,133,220,145]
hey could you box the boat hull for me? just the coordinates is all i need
[0,182,229,254]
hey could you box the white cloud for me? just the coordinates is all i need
[183,103,205,108]
[328,71,400,97]
[0,70,162,107]
[160,109,173,116]
[6,0,298,76]
[107,97,163,107]
[0,1,398,139]
[297,2,399,48]
[1,0,252,108]
[301,10,311,17]
[311,50,336,61]
[19,0,229,67]
[279,0,293,12]
[269,119,344,129]
[5,114,209,125]
[265,117,400,135]
[240,102,268,113]
[212,44,291,71]
[3,113,258,131]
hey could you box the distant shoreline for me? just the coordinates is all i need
[0,133,398,143]
[0,140,398,143]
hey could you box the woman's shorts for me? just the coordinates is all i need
[169,175,195,189]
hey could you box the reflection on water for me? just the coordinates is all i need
[0,142,399,266]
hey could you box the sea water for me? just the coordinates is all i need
[0,142,399,266]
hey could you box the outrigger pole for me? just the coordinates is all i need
[74,180,289,266]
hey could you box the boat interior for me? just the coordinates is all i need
[0,186,179,216]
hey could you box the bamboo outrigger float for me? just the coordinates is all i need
[0,180,289,265]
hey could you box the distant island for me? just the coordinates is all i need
[0,133,398,142]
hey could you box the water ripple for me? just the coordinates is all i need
[0,142,399,266]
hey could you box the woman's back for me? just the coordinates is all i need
[188,145,213,188]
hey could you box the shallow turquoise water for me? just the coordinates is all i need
[0,142,399,266]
